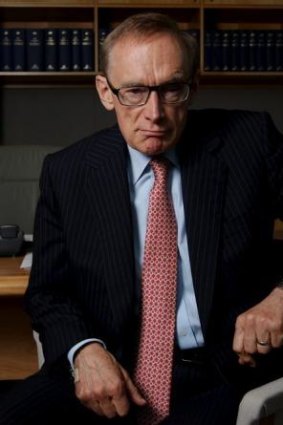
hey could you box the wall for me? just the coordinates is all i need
[1,85,283,146]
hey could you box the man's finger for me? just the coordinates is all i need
[233,318,245,354]
[237,352,256,367]
[112,393,131,417]
[120,367,146,406]
[97,398,117,418]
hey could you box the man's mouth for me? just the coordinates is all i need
[141,130,166,137]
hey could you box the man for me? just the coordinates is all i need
[1,12,283,425]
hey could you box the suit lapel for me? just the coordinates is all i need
[179,129,227,336]
[85,128,136,332]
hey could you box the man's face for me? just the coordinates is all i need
[96,34,192,156]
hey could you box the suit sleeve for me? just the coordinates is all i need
[25,155,91,367]
[264,112,283,221]
[263,113,283,285]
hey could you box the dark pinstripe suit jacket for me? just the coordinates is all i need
[26,109,283,380]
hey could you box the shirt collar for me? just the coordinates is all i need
[127,145,179,185]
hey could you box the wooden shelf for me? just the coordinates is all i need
[0,71,97,86]
[203,0,283,6]
[0,256,29,296]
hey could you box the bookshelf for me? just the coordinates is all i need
[0,0,282,86]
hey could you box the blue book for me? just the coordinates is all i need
[26,29,44,71]
[221,31,231,71]
[204,31,212,71]
[231,30,240,71]
[58,29,71,71]
[0,29,12,71]
[266,31,276,72]
[239,31,249,71]
[81,29,94,71]
[71,29,81,71]
[12,29,26,71]
[256,31,266,71]
[211,30,222,71]
[275,31,283,71]
[45,29,58,71]
[248,30,257,72]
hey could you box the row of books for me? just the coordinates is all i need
[0,28,94,72]
[205,30,283,72]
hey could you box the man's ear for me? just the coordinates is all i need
[95,75,115,111]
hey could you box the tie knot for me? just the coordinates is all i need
[150,157,170,183]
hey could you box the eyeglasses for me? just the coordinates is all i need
[106,78,191,106]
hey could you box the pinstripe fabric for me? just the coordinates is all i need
[25,109,283,381]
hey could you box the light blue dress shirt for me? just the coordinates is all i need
[68,145,204,366]
[127,146,204,350]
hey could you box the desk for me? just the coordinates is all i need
[0,256,29,296]
[0,256,38,380]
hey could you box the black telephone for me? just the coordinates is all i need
[0,224,24,256]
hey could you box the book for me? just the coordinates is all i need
[204,31,212,71]
[71,29,81,71]
[81,29,94,71]
[248,30,257,72]
[239,31,249,71]
[211,30,222,71]
[231,30,240,71]
[58,29,71,71]
[221,31,231,71]
[275,31,283,71]
[26,29,44,71]
[256,31,266,71]
[45,29,57,71]
[0,29,12,71]
[12,29,25,71]
[266,31,276,72]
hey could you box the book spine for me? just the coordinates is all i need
[239,31,249,71]
[275,31,283,71]
[0,29,13,71]
[231,30,240,71]
[266,30,275,72]
[81,29,94,71]
[58,29,71,71]
[71,29,81,71]
[211,30,222,71]
[26,29,44,71]
[12,29,25,71]
[187,29,199,41]
[221,30,231,71]
[248,30,257,72]
[204,31,212,72]
[45,29,58,71]
[256,31,266,71]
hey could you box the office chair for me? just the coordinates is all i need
[236,377,283,425]
[0,144,62,234]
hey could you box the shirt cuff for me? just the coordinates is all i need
[67,338,107,369]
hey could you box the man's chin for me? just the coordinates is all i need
[143,139,169,156]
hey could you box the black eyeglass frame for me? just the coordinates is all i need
[106,78,192,106]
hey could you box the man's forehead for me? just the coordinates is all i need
[107,34,188,83]
[111,32,180,54]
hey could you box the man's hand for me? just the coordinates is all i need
[233,287,283,366]
[73,342,146,418]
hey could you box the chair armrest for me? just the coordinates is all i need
[236,377,283,425]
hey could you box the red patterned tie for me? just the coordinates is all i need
[134,157,178,425]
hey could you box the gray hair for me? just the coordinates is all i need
[100,12,199,80]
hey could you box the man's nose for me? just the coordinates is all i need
[144,90,164,121]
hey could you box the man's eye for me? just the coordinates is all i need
[163,84,182,93]
[124,87,147,96]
